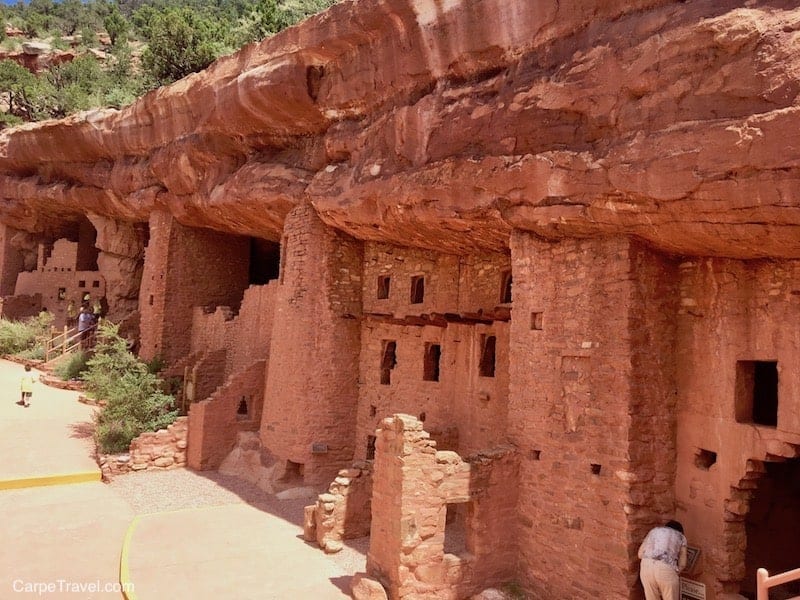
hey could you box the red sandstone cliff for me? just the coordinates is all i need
[1,0,799,257]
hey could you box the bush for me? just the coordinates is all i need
[53,350,89,380]
[0,312,53,356]
[87,322,178,453]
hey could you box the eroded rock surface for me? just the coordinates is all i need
[1,0,799,257]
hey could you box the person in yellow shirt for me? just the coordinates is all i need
[18,365,34,408]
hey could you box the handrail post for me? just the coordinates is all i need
[757,568,769,600]
[62,324,68,355]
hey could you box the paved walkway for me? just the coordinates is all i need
[0,358,363,600]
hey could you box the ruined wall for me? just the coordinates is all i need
[187,360,266,470]
[190,282,277,380]
[508,234,656,599]
[100,416,188,477]
[260,205,363,484]
[674,258,800,597]
[139,211,249,363]
[367,414,519,599]
[13,239,106,326]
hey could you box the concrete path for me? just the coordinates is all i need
[0,358,362,599]
[124,504,352,600]
[0,359,99,484]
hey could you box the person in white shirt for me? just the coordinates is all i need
[638,520,688,600]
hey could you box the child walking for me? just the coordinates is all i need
[19,365,34,407]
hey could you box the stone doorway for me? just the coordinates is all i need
[740,458,800,599]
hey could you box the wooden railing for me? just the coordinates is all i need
[44,322,98,362]
[757,567,800,600]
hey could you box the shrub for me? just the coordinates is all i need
[53,350,89,380]
[87,322,178,453]
[0,311,53,356]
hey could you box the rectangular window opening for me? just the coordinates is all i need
[366,435,376,460]
[91,280,100,288]
[57,287,66,300]
[531,312,543,330]
[479,334,496,378]
[380,340,397,385]
[377,275,390,299]
[423,343,441,381]
[410,275,425,304]
[444,502,471,557]
[735,360,778,427]
[78,280,86,288]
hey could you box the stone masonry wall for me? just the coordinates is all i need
[190,282,277,380]
[187,360,266,470]
[367,414,519,600]
[139,210,250,364]
[355,321,509,460]
[260,204,363,484]
[303,461,373,554]
[363,243,510,317]
[14,238,106,327]
[357,243,511,460]
[101,416,188,476]
[508,234,644,599]
[674,258,800,598]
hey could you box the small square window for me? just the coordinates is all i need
[78,280,86,288]
[377,275,390,299]
[57,287,66,300]
[410,275,425,304]
[92,280,100,288]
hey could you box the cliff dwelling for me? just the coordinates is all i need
[2,1,800,599]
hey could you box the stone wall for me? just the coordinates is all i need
[260,205,363,484]
[139,211,250,364]
[304,462,373,554]
[187,360,266,470]
[189,282,277,381]
[674,258,800,597]
[508,234,647,599]
[100,416,188,477]
[356,321,509,460]
[357,243,511,460]
[367,414,519,600]
[13,238,106,327]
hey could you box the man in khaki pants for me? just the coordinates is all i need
[638,520,688,600]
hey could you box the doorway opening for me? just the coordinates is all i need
[740,458,800,599]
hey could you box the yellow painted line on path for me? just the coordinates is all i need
[0,470,100,490]
[119,515,141,600]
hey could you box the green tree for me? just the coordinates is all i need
[0,59,48,121]
[140,7,223,84]
[104,5,129,46]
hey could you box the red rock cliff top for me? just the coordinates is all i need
[1,0,799,258]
